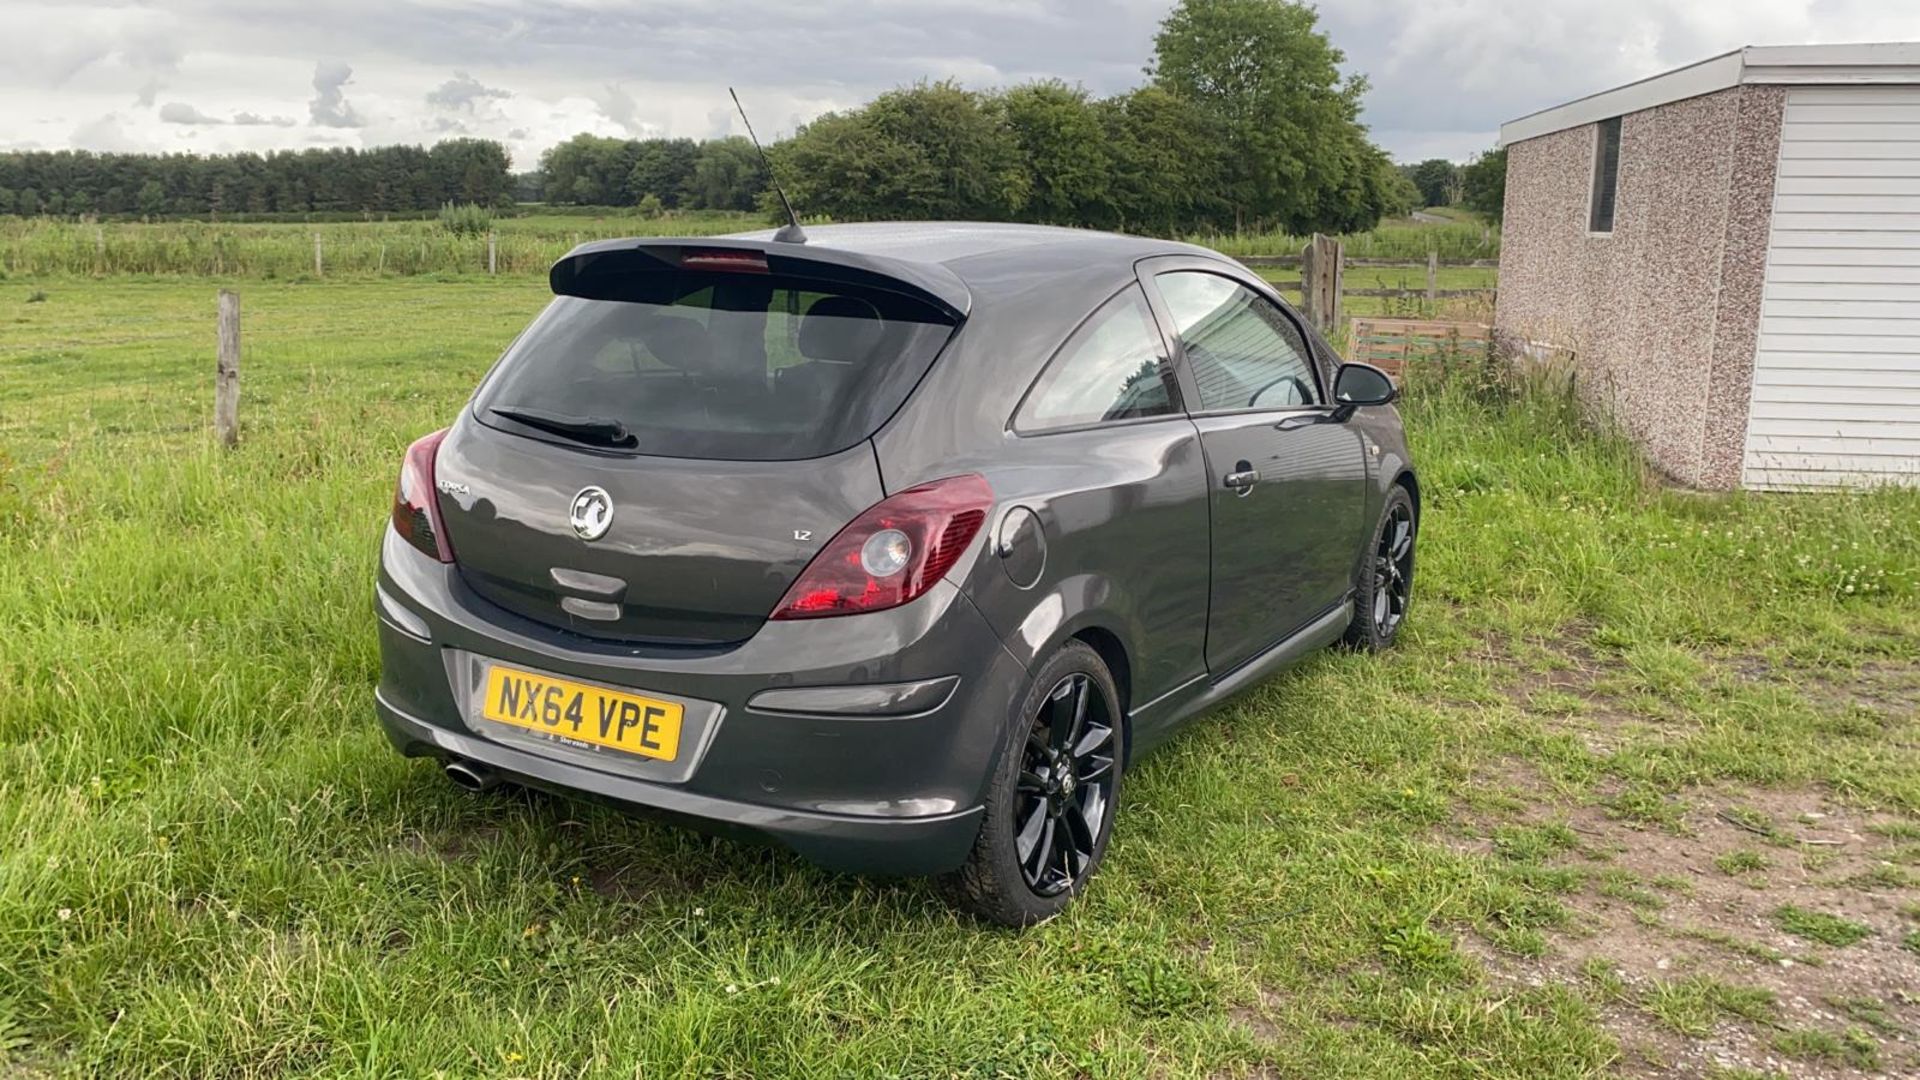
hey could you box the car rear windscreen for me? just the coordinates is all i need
[476,268,959,461]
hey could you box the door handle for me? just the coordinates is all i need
[1223,466,1260,493]
[1274,412,1329,432]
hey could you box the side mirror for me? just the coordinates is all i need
[1333,363,1398,418]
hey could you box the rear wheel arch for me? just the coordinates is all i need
[1068,625,1132,762]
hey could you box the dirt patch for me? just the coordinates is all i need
[1460,786,1920,1079]
[586,861,699,903]
[426,824,503,862]
[1227,986,1287,1044]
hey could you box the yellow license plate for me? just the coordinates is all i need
[481,666,683,761]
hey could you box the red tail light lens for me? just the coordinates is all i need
[770,474,993,620]
[392,429,454,563]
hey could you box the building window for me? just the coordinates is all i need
[1589,116,1622,233]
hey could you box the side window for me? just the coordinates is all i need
[1015,286,1177,432]
[1156,271,1318,411]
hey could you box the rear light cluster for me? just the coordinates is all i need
[771,474,993,620]
[392,429,455,563]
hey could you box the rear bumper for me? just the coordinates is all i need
[374,527,1025,875]
[375,689,984,874]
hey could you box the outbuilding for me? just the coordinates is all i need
[1495,43,1920,490]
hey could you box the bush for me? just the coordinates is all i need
[436,202,493,237]
[636,193,665,219]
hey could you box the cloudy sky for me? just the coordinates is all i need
[7,0,1920,170]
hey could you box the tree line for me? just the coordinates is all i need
[541,0,1429,236]
[1400,149,1508,223]
[0,1,1508,236]
[0,140,512,218]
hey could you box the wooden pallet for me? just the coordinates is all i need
[1346,317,1493,379]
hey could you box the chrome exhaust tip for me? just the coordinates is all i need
[444,759,499,793]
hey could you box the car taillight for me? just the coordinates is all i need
[770,474,993,620]
[392,429,454,563]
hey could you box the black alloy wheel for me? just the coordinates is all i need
[1012,672,1117,897]
[942,641,1126,926]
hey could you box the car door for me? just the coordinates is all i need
[1140,260,1370,676]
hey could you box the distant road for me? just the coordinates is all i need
[1410,210,1451,223]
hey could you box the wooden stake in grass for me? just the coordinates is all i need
[488,231,497,275]
[313,232,323,278]
[1426,250,1439,303]
[215,289,241,448]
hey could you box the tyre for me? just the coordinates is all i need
[941,641,1125,927]
[1343,485,1417,651]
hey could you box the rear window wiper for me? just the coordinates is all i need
[488,406,637,449]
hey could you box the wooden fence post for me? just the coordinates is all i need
[1426,250,1439,303]
[1300,233,1344,334]
[488,231,497,275]
[312,232,323,277]
[215,290,241,448]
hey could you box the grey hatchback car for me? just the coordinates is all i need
[375,223,1418,925]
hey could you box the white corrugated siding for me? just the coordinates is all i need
[1744,86,1920,489]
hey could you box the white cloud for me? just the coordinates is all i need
[426,71,510,112]
[309,60,363,128]
[159,101,224,125]
[7,0,1920,168]
[593,83,660,138]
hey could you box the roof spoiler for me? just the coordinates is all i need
[549,237,971,321]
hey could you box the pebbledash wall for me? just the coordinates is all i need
[1495,84,1785,490]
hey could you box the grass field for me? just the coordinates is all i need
[0,212,1498,283]
[2,277,1917,1078]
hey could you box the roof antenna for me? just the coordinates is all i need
[730,87,807,244]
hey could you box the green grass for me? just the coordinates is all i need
[1,212,1498,283]
[0,212,762,279]
[1772,906,1874,948]
[1258,264,1499,320]
[1,277,1917,1076]
[1714,849,1770,876]
[1773,1026,1880,1070]
[1641,976,1775,1037]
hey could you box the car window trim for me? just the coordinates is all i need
[1007,281,1187,437]
[1134,258,1334,418]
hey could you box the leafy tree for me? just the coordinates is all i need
[1150,0,1379,234]
[539,134,636,206]
[0,143,512,218]
[688,137,766,212]
[136,179,166,217]
[1407,158,1459,207]
[1002,80,1110,225]
[1378,162,1422,218]
[1093,85,1227,234]
[628,138,700,209]
[1461,146,1507,223]
[780,81,1027,221]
